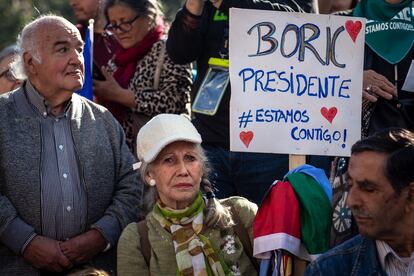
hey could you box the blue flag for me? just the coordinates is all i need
[77,20,93,100]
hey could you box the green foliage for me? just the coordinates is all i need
[0,0,185,50]
[0,1,28,49]
[32,0,75,19]
[0,0,75,49]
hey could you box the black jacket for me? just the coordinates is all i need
[167,0,304,148]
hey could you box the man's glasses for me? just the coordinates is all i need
[0,68,16,82]
[105,15,140,34]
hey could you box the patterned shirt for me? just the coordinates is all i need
[107,39,192,152]
[25,81,87,241]
[376,240,414,276]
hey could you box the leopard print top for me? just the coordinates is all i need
[108,39,192,152]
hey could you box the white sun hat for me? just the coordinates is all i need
[136,114,202,164]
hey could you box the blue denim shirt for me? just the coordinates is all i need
[305,235,388,276]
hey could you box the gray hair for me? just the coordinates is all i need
[0,44,20,81]
[140,144,234,229]
[104,0,164,28]
[10,14,76,80]
[0,44,19,63]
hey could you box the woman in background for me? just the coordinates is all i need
[93,0,192,154]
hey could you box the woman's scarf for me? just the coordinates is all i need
[152,193,231,276]
[113,24,164,88]
[353,0,414,64]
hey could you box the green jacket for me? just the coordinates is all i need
[117,196,258,276]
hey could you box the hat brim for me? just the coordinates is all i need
[143,134,202,163]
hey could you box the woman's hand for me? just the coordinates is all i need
[93,67,122,102]
[93,66,136,108]
[362,69,397,103]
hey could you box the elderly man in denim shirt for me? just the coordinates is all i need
[305,128,414,275]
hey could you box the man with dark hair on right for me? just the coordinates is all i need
[305,128,414,275]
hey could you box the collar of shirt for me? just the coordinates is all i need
[376,240,414,275]
[24,81,72,119]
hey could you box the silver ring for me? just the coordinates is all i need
[365,84,373,95]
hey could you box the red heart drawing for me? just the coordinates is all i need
[239,131,254,148]
[320,107,338,123]
[345,20,362,43]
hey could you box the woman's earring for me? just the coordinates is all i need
[149,179,156,186]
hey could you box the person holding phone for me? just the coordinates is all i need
[93,0,192,155]
[166,0,306,205]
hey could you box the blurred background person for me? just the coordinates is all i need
[0,44,21,94]
[69,0,118,68]
[166,0,330,206]
[70,0,123,115]
[330,0,414,248]
[93,0,192,156]
[331,0,359,12]
[355,0,414,137]
[117,114,258,275]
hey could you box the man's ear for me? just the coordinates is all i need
[23,52,37,75]
[405,182,414,212]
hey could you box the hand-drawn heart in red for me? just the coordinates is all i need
[320,107,338,123]
[240,131,254,148]
[345,20,362,43]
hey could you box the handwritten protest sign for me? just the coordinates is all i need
[229,9,365,157]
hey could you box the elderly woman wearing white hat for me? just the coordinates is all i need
[117,113,258,276]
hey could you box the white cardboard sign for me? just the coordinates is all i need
[229,8,365,157]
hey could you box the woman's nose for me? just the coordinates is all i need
[176,160,189,176]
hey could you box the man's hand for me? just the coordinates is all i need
[186,0,205,16]
[185,0,223,16]
[59,229,107,265]
[209,0,223,9]
[23,236,73,272]
[363,69,397,102]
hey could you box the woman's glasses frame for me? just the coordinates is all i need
[105,15,140,34]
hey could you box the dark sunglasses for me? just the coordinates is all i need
[105,15,140,34]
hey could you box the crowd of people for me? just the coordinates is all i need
[0,0,413,275]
